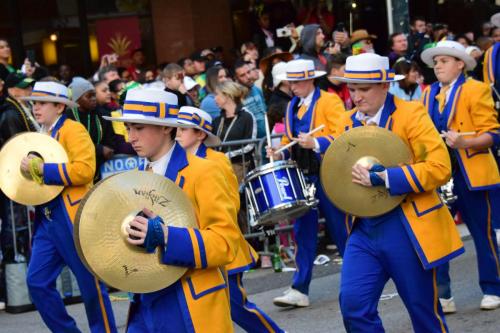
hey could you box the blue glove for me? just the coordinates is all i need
[143,216,165,253]
[369,164,386,187]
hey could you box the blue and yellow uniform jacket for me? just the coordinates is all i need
[422,75,500,190]
[334,94,464,270]
[136,143,240,333]
[281,87,346,157]
[196,143,258,274]
[42,115,96,222]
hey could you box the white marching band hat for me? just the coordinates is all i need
[491,12,500,28]
[421,40,477,71]
[21,81,79,108]
[330,53,405,83]
[176,106,221,147]
[275,59,326,81]
[103,88,187,127]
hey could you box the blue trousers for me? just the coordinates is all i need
[339,210,448,333]
[437,170,500,298]
[229,273,284,333]
[292,175,349,295]
[127,286,188,333]
[26,200,117,333]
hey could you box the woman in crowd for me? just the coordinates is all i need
[200,65,230,119]
[212,80,256,233]
[389,59,423,101]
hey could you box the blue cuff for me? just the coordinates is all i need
[161,226,196,267]
[369,164,386,186]
[486,131,500,147]
[386,167,414,196]
[43,163,64,185]
[143,216,165,253]
[316,136,333,154]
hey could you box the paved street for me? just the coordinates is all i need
[1,237,499,332]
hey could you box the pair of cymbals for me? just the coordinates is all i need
[320,126,411,217]
[74,170,198,293]
[0,132,68,206]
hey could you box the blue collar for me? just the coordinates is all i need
[426,74,465,131]
[195,143,208,158]
[50,114,67,139]
[351,93,396,129]
[285,87,321,140]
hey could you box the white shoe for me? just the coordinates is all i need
[273,288,309,307]
[480,295,500,310]
[0,301,5,311]
[439,297,456,314]
[496,229,500,246]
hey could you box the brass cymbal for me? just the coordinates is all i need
[74,170,197,293]
[0,132,68,206]
[320,126,411,217]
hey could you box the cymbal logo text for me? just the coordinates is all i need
[133,188,171,207]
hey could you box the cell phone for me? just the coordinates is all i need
[26,49,36,65]
[336,22,345,32]
[276,27,292,38]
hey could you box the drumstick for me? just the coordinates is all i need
[275,124,326,154]
[264,114,274,163]
[439,131,476,138]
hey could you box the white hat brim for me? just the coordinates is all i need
[491,13,500,28]
[20,95,79,108]
[329,74,405,84]
[421,47,477,71]
[275,70,326,81]
[176,119,221,147]
[103,114,187,128]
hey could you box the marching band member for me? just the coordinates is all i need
[421,41,500,312]
[175,106,285,333]
[267,59,350,307]
[19,81,117,333]
[330,53,463,332]
[104,89,240,332]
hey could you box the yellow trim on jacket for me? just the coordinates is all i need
[335,98,464,269]
[42,118,96,222]
[422,79,500,190]
[204,148,259,273]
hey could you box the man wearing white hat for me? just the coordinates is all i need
[19,81,118,333]
[176,106,285,332]
[421,40,500,312]
[268,59,351,308]
[104,89,240,332]
[330,53,462,332]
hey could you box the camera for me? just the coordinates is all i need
[276,27,292,38]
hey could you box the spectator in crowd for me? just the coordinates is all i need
[234,59,267,138]
[108,78,124,107]
[200,65,230,119]
[407,16,432,60]
[98,65,120,83]
[388,32,409,67]
[432,23,449,42]
[252,10,275,56]
[480,21,494,38]
[259,49,293,101]
[0,73,37,302]
[456,34,473,48]
[300,24,327,70]
[118,67,133,82]
[68,77,116,181]
[178,57,197,77]
[325,53,353,109]
[94,80,112,114]
[350,29,376,55]
[492,27,500,42]
[247,58,264,90]
[267,62,292,133]
[58,64,73,86]
[162,63,193,107]
[297,0,335,36]
[127,48,147,82]
[183,76,200,107]
[213,80,257,233]
[477,36,494,52]
[389,59,423,101]
[0,38,14,83]
[191,52,208,99]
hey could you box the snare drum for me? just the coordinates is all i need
[244,160,317,227]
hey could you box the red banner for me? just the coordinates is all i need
[95,16,141,60]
